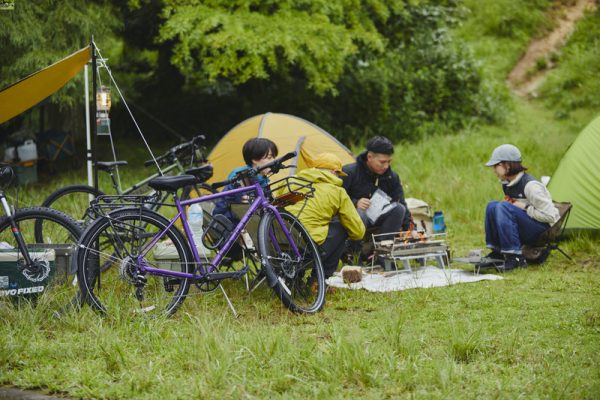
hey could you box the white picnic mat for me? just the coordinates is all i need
[326,266,503,292]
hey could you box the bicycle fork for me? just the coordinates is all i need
[0,194,34,267]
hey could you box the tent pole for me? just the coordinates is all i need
[91,39,98,191]
[84,64,93,191]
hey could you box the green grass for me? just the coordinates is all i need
[454,0,556,80]
[1,99,599,399]
[2,2,600,395]
[540,6,600,115]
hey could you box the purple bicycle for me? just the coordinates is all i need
[74,152,326,316]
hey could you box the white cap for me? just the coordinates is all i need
[485,144,522,166]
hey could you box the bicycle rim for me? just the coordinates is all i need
[258,211,325,313]
[77,208,192,317]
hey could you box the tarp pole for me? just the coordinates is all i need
[84,64,93,191]
[91,40,98,191]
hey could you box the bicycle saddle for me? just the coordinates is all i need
[148,175,199,192]
[185,164,213,182]
[96,161,128,171]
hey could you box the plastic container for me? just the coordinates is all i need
[433,211,446,233]
[4,146,16,162]
[16,139,37,162]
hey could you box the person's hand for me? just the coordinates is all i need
[356,198,371,210]
[503,195,516,203]
[513,201,527,210]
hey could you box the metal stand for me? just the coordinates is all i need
[371,232,449,273]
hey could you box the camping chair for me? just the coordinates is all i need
[522,201,573,264]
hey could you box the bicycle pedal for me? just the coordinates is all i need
[163,277,180,292]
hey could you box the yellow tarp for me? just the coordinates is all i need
[207,113,355,182]
[0,46,90,124]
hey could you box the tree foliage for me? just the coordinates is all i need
[0,0,120,109]
[157,0,497,142]
[0,0,499,145]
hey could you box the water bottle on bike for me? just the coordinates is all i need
[188,203,210,256]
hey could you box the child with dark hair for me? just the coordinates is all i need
[213,138,278,222]
[481,144,560,272]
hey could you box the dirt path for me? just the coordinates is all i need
[507,0,597,97]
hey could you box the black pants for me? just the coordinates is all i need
[358,202,407,239]
[319,218,349,278]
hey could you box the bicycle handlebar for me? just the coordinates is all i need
[210,151,297,191]
[144,134,207,167]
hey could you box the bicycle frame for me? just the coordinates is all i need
[0,191,33,265]
[132,181,301,280]
[112,161,184,195]
[119,163,182,214]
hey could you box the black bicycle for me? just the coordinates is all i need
[36,134,214,241]
[0,165,82,306]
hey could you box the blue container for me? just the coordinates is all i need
[433,211,446,233]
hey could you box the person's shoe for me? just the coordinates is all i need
[475,251,504,270]
[485,250,503,261]
[497,254,528,272]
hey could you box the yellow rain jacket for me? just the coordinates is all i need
[286,168,365,245]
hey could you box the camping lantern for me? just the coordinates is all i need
[96,86,111,135]
[96,86,111,112]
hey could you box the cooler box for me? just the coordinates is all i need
[0,248,55,298]
[29,243,75,279]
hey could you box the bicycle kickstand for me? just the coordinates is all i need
[219,284,239,319]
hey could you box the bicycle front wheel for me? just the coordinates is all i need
[0,207,83,309]
[76,208,193,317]
[258,211,325,314]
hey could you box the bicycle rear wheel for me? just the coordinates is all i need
[36,184,104,242]
[76,208,193,317]
[258,210,325,313]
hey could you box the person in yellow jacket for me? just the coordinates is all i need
[286,153,365,278]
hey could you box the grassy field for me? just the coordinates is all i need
[1,98,599,399]
[2,1,600,397]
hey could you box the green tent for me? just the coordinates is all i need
[548,115,600,229]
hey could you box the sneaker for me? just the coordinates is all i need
[485,250,503,261]
[498,254,527,272]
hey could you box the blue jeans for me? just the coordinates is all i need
[485,201,550,254]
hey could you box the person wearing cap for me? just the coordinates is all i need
[341,136,412,241]
[285,153,365,279]
[481,144,560,271]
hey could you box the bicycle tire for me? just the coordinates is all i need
[0,206,83,251]
[36,184,105,242]
[257,210,325,314]
[76,207,193,317]
[0,207,83,307]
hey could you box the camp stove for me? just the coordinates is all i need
[371,231,449,272]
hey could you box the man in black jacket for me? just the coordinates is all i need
[341,136,412,239]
